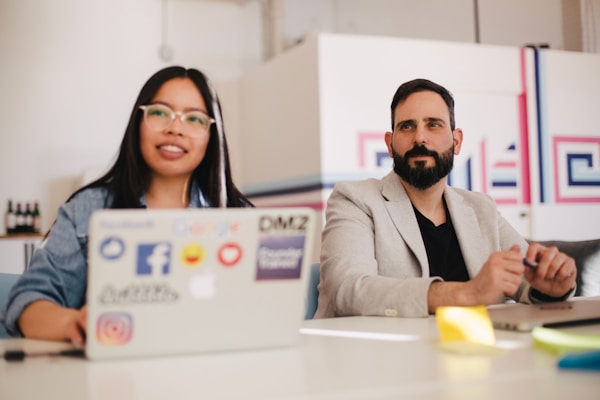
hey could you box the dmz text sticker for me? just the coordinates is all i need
[137,243,171,276]
[256,235,305,280]
[97,312,133,346]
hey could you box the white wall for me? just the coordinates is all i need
[582,0,600,52]
[478,0,564,48]
[0,0,262,232]
[1,0,597,235]
[239,38,321,188]
[281,0,566,50]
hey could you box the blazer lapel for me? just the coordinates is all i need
[381,172,430,275]
[444,187,487,279]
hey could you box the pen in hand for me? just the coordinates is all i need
[522,258,538,269]
[3,348,84,362]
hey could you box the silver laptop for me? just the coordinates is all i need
[85,207,316,360]
[487,297,600,332]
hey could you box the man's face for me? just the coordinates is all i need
[385,91,462,190]
[391,143,454,190]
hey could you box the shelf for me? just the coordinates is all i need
[0,234,43,240]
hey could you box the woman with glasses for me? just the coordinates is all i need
[1,66,252,345]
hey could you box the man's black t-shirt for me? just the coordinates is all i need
[413,203,470,282]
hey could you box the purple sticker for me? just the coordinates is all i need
[256,235,305,280]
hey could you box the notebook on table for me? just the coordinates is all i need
[85,207,316,360]
[487,297,600,332]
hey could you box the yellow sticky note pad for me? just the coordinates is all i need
[436,306,500,354]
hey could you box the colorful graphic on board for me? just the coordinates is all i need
[552,136,600,203]
[358,132,390,169]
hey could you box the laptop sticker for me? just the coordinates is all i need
[97,312,133,346]
[217,242,243,267]
[136,243,172,276]
[173,218,241,238]
[256,235,305,280]
[181,243,205,267]
[99,236,126,260]
[99,282,179,305]
[189,270,217,299]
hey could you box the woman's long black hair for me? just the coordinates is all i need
[70,66,252,208]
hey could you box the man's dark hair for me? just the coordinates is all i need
[390,78,455,131]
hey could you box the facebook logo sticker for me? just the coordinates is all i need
[136,243,172,276]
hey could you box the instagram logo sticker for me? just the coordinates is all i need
[97,313,133,346]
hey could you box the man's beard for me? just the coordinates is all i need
[392,144,454,190]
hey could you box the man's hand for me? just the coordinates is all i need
[523,242,577,298]
[428,245,525,312]
[462,244,525,304]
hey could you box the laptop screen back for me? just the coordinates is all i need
[85,207,317,360]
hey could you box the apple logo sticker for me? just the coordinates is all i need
[189,270,217,299]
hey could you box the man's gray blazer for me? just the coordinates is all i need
[315,171,534,319]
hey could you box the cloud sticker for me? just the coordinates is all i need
[99,237,126,260]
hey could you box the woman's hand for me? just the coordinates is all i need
[18,300,87,346]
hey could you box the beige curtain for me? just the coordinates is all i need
[582,0,600,53]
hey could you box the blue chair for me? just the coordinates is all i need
[305,263,321,319]
[0,273,20,338]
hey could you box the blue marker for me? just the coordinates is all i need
[522,258,538,269]
[558,350,600,371]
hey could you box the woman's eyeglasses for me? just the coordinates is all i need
[139,104,215,137]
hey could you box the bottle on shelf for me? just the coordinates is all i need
[32,201,41,234]
[15,202,24,234]
[5,199,15,235]
[24,203,33,233]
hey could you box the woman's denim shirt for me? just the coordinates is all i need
[0,184,210,337]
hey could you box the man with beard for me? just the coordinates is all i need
[314,78,577,318]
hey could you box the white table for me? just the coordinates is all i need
[1,317,599,400]
[302,314,600,344]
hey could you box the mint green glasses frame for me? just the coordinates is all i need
[139,104,215,136]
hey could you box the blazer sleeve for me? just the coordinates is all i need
[315,180,439,318]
